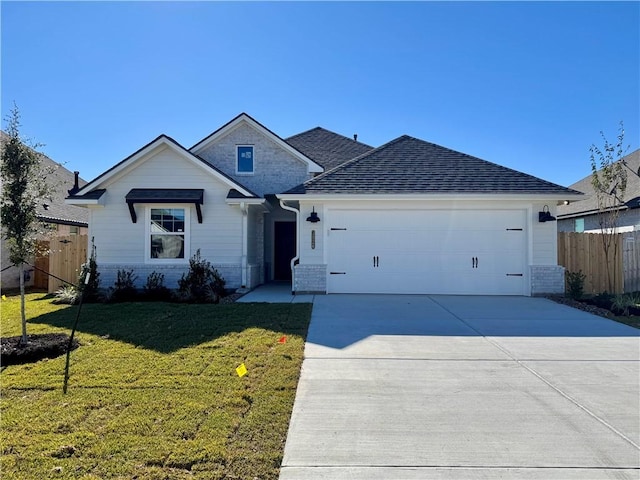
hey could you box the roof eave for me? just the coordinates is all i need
[277,192,585,202]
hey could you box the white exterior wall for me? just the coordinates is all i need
[88,145,245,289]
[294,198,564,295]
[196,123,313,197]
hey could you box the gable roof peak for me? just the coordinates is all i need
[189,112,323,173]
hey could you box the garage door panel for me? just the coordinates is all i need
[327,209,527,295]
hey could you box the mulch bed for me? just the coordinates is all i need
[219,292,245,304]
[1,333,78,366]
[545,295,616,319]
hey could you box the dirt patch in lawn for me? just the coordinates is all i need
[1,333,78,366]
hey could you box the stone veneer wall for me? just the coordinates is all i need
[530,265,565,295]
[294,264,327,293]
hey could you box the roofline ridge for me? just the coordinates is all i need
[286,126,375,149]
[285,126,324,140]
[299,135,406,187]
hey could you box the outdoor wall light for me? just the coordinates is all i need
[538,205,556,223]
[306,207,320,223]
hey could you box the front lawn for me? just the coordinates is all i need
[0,293,312,479]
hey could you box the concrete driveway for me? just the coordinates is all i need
[279,295,640,479]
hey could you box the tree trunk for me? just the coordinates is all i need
[19,262,28,345]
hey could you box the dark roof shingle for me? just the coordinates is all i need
[286,127,374,171]
[285,135,582,196]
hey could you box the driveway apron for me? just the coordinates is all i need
[279,295,640,480]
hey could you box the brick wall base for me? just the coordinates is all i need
[294,264,326,293]
[530,265,565,295]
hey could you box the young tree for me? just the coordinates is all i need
[590,122,629,293]
[1,105,54,344]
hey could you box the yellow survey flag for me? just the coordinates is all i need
[236,363,247,377]
[1,295,6,301]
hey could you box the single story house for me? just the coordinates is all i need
[558,149,640,233]
[1,131,89,290]
[66,113,582,296]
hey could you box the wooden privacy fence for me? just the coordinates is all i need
[622,231,640,293]
[45,235,88,293]
[558,232,624,294]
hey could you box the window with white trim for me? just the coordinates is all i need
[147,207,189,261]
[237,145,254,174]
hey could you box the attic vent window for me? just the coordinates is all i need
[125,189,204,223]
[237,145,254,174]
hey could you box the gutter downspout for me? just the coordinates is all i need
[279,199,299,294]
[241,202,248,288]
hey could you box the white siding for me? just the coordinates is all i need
[531,202,559,264]
[299,202,325,264]
[90,146,244,268]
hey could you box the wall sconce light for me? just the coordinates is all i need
[538,205,556,223]
[306,207,320,223]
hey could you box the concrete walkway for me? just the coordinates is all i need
[280,295,640,479]
[236,283,315,303]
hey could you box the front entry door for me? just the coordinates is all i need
[274,222,296,281]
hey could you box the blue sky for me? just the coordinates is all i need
[2,1,638,187]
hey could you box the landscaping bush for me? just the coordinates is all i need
[583,292,614,311]
[108,269,138,303]
[178,250,226,303]
[142,271,172,302]
[612,292,640,316]
[77,240,101,302]
[565,270,586,300]
[52,284,80,305]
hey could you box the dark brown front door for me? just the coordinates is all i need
[274,222,296,281]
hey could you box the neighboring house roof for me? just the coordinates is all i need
[557,148,640,219]
[190,112,324,173]
[67,134,260,202]
[283,135,583,196]
[285,127,374,171]
[0,130,88,226]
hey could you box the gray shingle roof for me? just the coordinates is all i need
[286,127,374,171]
[0,131,89,226]
[285,135,583,196]
[557,149,640,218]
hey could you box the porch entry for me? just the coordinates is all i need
[274,221,296,281]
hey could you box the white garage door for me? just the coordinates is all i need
[327,209,527,295]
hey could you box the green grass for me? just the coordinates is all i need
[0,292,312,479]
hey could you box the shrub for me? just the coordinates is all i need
[53,285,80,305]
[108,269,138,303]
[565,270,586,300]
[77,240,100,302]
[178,250,226,303]
[142,271,172,302]
[612,292,640,316]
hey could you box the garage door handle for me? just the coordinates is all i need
[372,256,379,267]
[472,257,478,268]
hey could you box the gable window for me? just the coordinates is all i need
[237,145,254,174]
[147,207,189,261]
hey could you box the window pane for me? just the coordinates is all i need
[150,208,185,233]
[237,146,254,172]
[575,218,585,233]
[151,234,184,258]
